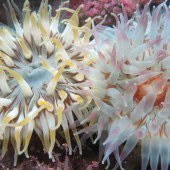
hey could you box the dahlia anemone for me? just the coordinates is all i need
[0,0,93,165]
[79,1,170,170]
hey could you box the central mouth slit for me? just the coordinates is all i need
[28,63,42,73]
[20,62,53,89]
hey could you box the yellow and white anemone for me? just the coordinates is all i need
[0,0,93,165]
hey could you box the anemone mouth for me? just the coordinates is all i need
[18,62,53,89]
[134,75,169,107]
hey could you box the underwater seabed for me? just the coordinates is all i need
[0,133,144,170]
[0,136,158,170]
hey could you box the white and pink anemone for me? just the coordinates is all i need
[78,1,170,170]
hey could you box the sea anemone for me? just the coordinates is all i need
[79,1,170,170]
[0,0,93,165]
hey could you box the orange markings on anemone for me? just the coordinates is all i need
[134,75,169,107]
